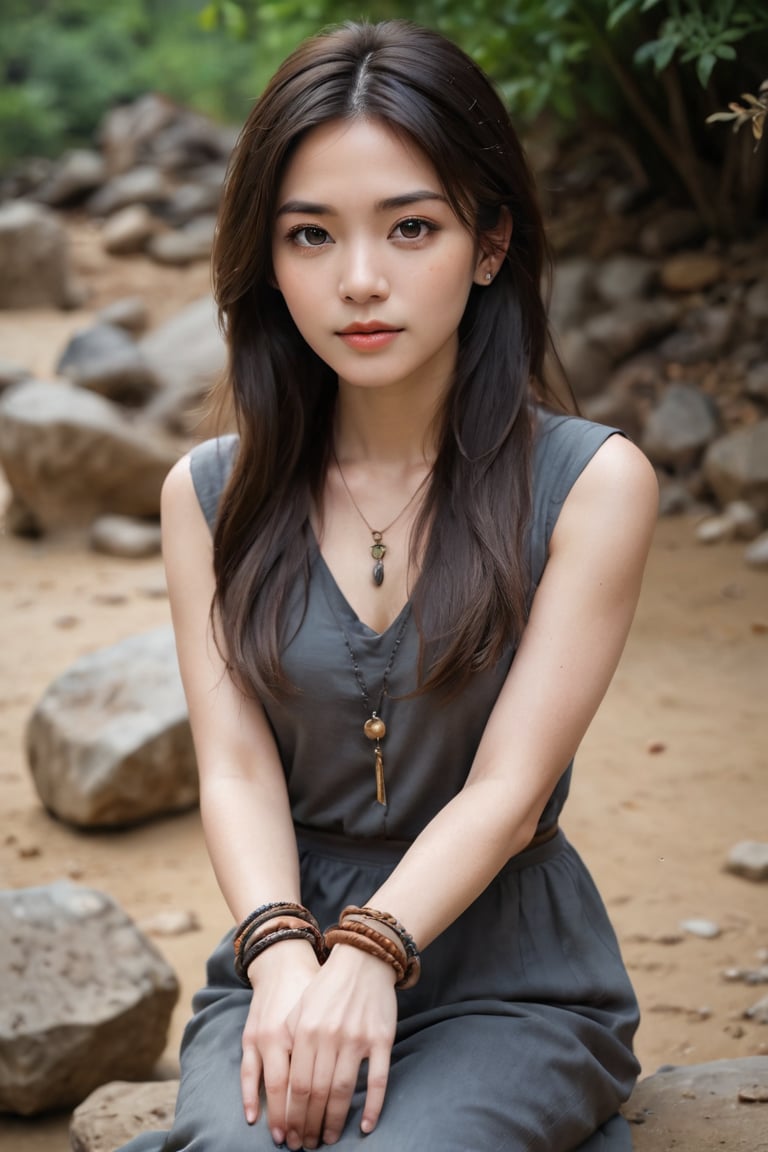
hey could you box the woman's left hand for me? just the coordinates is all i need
[282,944,398,1149]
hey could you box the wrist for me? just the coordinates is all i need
[247,936,319,987]
[327,940,399,985]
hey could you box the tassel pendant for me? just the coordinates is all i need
[374,743,386,806]
[371,534,386,587]
[364,714,387,805]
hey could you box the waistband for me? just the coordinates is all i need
[295,820,562,873]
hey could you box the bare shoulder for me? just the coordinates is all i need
[552,434,658,564]
[161,451,211,550]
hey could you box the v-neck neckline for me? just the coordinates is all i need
[307,523,412,641]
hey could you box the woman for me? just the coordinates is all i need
[124,19,658,1152]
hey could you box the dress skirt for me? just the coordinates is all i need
[120,826,639,1152]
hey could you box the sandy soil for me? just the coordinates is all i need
[0,222,767,1149]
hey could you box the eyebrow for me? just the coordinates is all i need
[275,190,449,217]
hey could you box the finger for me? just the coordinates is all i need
[284,1044,316,1151]
[240,1041,262,1125]
[320,1047,363,1145]
[262,1043,291,1147]
[359,1043,391,1135]
[297,1052,335,1151]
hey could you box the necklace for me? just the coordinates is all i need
[340,607,411,806]
[332,446,430,587]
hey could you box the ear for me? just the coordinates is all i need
[473,207,513,286]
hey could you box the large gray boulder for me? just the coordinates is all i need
[26,626,197,828]
[0,379,179,532]
[704,420,768,515]
[55,322,159,406]
[0,883,179,1116]
[642,383,720,470]
[140,295,227,433]
[0,200,80,309]
[623,1058,768,1150]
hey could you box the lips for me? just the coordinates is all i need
[336,321,403,350]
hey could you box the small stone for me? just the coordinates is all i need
[646,740,667,755]
[738,1086,768,1103]
[680,918,721,939]
[696,515,734,544]
[745,533,768,569]
[102,204,159,255]
[96,297,150,335]
[725,841,768,882]
[18,844,41,859]
[54,615,80,630]
[724,501,763,541]
[138,909,200,937]
[90,515,162,559]
[744,994,768,1023]
[660,252,724,293]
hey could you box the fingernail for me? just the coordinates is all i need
[271,1128,284,1145]
[323,1130,338,1145]
[245,1108,256,1125]
[361,1118,374,1134]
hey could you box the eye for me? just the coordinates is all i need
[290,225,331,247]
[392,218,435,241]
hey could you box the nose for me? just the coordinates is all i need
[338,240,389,303]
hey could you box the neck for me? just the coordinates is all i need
[333,378,445,467]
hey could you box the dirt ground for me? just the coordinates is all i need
[0,222,766,1149]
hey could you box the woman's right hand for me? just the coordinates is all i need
[240,939,321,1144]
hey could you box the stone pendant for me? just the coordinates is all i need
[371,536,386,587]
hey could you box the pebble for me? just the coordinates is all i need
[738,1086,768,1103]
[744,995,768,1024]
[680,918,721,939]
[744,532,768,569]
[725,841,768,882]
[660,252,723,293]
[138,909,200,937]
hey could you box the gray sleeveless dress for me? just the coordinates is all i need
[121,410,640,1152]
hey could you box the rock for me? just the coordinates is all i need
[96,296,150,335]
[656,305,735,364]
[657,478,695,517]
[89,514,162,558]
[583,299,680,363]
[723,966,768,985]
[696,502,762,545]
[594,255,657,305]
[146,215,216,266]
[70,1080,179,1152]
[642,383,719,470]
[745,995,768,1024]
[0,379,179,532]
[704,420,768,515]
[725,841,768,881]
[745,279,768,322]
[88,166,170,217]
[25,626,197,828]
[679,918,721,939]
[549,258,598,331]
[99,93,182,175]
[555,329,614,399]
[139,909,200,937]
[55,322,159,406]
[101,204,160,255]
[32,148,106,208]
[98,92,235,177]
[0,883,178,1115]
[638,208,706,256]
[140,295,227,433]
[0,358,33,394]
[580,387,644,441]
[659,252,723,293]
[623,1058,768,1150]
[164,175,224,225]
[744,532,768,569]
[745,362,768,400]
[0,200,80,309]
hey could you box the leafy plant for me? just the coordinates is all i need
[707,80,767,149]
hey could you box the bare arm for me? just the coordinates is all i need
[162,455,322,1139]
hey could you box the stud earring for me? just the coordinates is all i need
[485,271,492,282]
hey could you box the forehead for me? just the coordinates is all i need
[277,117,442,203]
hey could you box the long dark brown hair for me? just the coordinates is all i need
[211,19,565,698]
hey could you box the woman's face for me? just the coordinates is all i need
[271,117,487,400]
